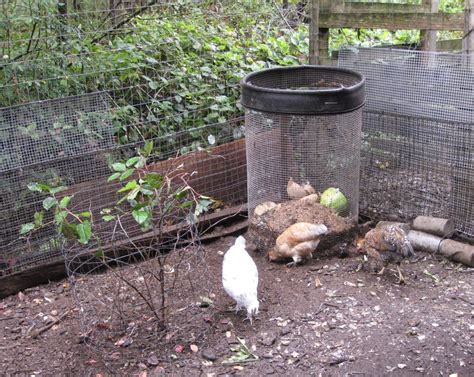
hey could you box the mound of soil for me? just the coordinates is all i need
[247,200,357,255]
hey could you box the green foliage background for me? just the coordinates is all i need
[0,0,465,147]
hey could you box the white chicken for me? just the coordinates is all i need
[222,236,259,324]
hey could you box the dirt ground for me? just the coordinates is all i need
[1,234,473,376]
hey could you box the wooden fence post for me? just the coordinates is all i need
[420,0,439,52]
[463,0,474,57]
[309,0,320,65]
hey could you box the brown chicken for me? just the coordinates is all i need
[268,222,328,266]
[287,177,316,200]
[359,224,415,284]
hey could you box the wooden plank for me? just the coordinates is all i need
[319,12,464,31]
[323,0,430,14]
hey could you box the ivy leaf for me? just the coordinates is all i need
[78,211,91,218]
[55,210,68,225]
[120,168,135,181]
[144,172,163,188]
[117,180,138,193]
[102,215,115,222]
[43,197,57,210]
[27,182,50,193]
[148,81,159,90]
[59,195,72,209]
[194,198,213,217]
[20,223,35,235]
[174,188,189,199]
[179,200,194,209]
[34,211,44,227]
[76,220,92,244]
[112,162,126,172]
[126,156,140,167]
[132,207,151,225]
[60,222,78,240]
[107,172,121,182]
[49,186,67,194]
[141,140,153,157]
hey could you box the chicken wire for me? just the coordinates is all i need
[242,66,365,220]
[0,92,115,274]
[245,110,362,219]
[0,114,246,278]
[338,47,474,236]
[0,0,281,280]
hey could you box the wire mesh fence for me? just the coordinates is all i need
[338,46,474,236]
[1,0,299,279]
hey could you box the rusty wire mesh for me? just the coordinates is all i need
[338,47,474,236]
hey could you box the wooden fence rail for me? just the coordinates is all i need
[309,0,473,64]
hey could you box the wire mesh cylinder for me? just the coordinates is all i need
[241,66,365,219]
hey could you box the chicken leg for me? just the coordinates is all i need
[396,265,406,285]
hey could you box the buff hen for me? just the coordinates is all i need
[287,177,316,200]
[222,236,259,324]
[268,222,328,266]
[359,224,415,284]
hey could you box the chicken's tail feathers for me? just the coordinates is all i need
[387,225,415,257]
[312,224,328,236]
[400,241,415,258]
[234,235,246,247]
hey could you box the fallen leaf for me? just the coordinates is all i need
[233,366,244,370]
[18,292,26,302]
[138,371,147,377]
[314,276,323,288]
[114,337,132,347]
[190,344,199,353]
[147,354,159,366]
[175,344,184,353]
[344,281,357,287]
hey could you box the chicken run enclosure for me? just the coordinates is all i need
[0,0,473,297]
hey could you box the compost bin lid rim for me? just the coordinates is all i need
[240,65,365,94]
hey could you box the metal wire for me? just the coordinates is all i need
[339,46,474,236]
[244,67,364,220]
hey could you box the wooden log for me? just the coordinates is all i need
[411,216,455,237]
[408,230,474,267]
